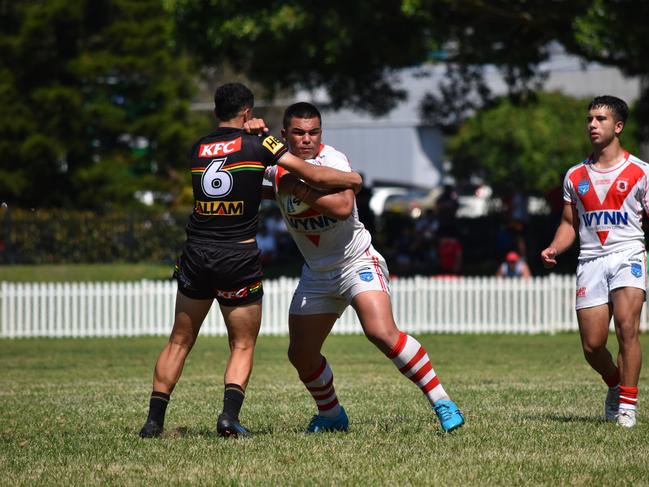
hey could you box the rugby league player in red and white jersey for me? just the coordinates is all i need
[257,102,464,433]
[542,95,649,428]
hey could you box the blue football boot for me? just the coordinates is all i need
[216,412,251,438]
[306,407,349,433]
[433,399,465,432]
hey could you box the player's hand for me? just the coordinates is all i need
[277,173,300,195]
[350,172,363,194]
[243,118,269,136]
[540,247,557,269]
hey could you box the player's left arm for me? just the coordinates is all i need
[279,173,354,220]
[277,152,362,193]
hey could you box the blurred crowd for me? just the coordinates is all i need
[259,182,559,278]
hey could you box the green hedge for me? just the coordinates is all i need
[1,209,188,264]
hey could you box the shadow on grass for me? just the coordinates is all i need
[159,424,302,439]
[155,414,457,438]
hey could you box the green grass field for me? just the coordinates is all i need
[0,262,303,282]
[1,333,648,485]
[0,264,175,282]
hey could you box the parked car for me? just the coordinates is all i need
[412,184,495,218]
[368,187,410,217]
[382,189,431,218]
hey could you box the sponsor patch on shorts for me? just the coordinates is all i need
[216,280,263,300]
[631,262,643,278]
[576,287,586,297]
[359,271,374,282]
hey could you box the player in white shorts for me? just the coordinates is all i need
[541,95,647,428]
[257,102,464,433]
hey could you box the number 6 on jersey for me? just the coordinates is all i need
[202,158,233,197]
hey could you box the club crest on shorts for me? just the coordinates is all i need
[631,262,643,278]
[359,271,374,282]
[577,180,590,195]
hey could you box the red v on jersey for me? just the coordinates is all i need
[305,234,321,246]
[570,155,643,245]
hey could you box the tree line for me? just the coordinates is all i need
[2,0,647,210]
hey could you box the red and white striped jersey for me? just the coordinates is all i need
[265,144,372,271]
[563,151,649,259]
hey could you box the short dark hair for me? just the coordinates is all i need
[283,102,322,129]
[214,83,254,121]
[588,95,629,123]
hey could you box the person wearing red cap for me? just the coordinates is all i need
[496,251,531,278]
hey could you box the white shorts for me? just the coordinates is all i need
[289,245,390,316]
[575,247,647,310]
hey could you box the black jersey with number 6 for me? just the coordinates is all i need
[185,128,288,242]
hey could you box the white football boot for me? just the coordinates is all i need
[617,408,636,428]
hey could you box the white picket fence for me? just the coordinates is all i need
[2,275,648,338]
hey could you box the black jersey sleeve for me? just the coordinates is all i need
[254,134,289,166]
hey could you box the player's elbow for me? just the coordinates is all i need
[328,199,354,220]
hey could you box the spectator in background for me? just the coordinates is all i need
[413,209,439,273]
[437,225,462,275]
[264,206,294,261]
[256,223,276,265]
[394,222,418,275]
[435,185,459,228]
[496,251,531,279]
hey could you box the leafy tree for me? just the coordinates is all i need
[445,92,642,194]
[173,0,649,141]
[173,1,590,115]
[173,0,435,114]
[0,0,207,210]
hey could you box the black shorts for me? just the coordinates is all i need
[174,239,264,306]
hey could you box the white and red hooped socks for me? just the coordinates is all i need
[387,332,449,406]
[300,356,342,418]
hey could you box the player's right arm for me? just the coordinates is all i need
[277,152,362,193]
[540,203,578,268]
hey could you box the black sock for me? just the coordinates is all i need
[222,384,245,420]
[146,391,170,427]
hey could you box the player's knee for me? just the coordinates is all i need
[287,343,301,366]
[364,328,398,353]
[287,343,314,371]
[582,341,606,357]
[229,338,256,353]
[616,321,640,344]
[168,330,196,350]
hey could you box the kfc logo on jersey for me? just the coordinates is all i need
[617,180,628,192]
[199,138,242,157]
